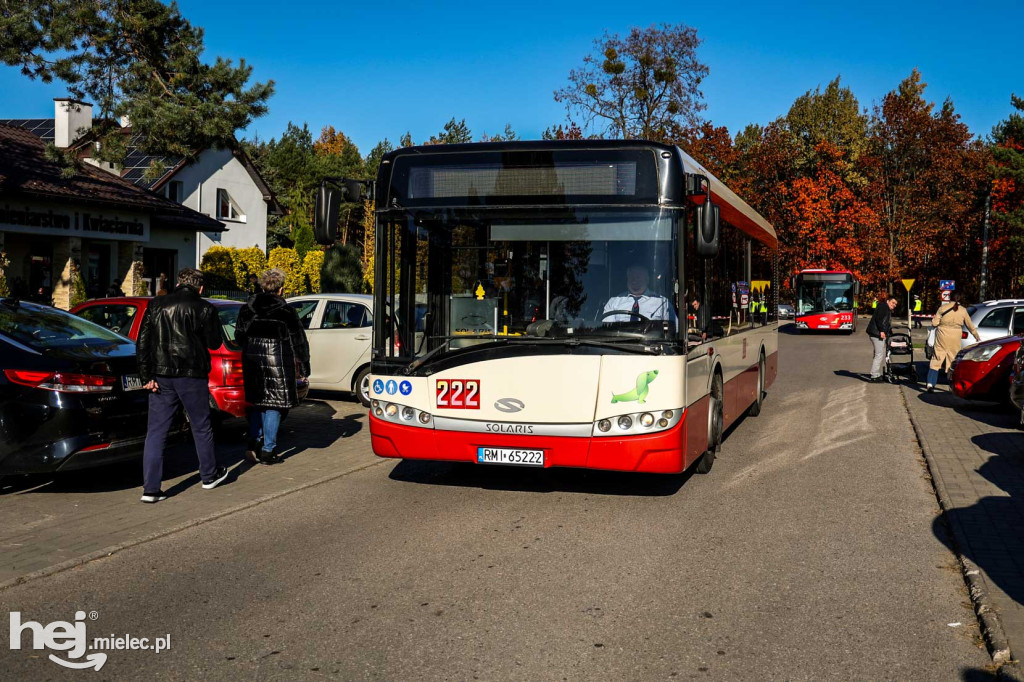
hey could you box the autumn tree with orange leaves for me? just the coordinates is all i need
[778,142,876,279]
[863,70,989,299]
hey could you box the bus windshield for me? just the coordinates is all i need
[797,280,855,313]
[380,207,680,363]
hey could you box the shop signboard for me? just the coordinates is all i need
[0,202,150,242]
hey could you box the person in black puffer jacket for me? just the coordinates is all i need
[234,268,310,464]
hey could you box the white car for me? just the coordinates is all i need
[286,293,374,406]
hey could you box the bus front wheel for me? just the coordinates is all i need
[747,353,766,417]
[695,374,723,474]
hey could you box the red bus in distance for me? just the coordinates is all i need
[792,269,859,333]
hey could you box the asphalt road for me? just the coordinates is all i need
[0,324,994,680]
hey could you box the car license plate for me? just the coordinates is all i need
[122,374,145,391]
[477,447,544,467]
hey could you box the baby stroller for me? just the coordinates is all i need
[884,330,917,384]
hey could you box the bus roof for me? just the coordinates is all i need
[675,147,777,248]
[381,140,777,248]
[797,269,856,275]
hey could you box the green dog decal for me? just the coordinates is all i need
[611,370,659,404]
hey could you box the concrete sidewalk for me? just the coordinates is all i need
[902,380,1024,674]
[0,397,375,586]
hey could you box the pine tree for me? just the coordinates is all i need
[0,0,273,165]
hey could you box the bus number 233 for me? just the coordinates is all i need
[436,380,480,409]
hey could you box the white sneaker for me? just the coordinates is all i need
[201,466,229,490]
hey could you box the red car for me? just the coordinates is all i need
[71,297,308,425]
[950,334,1021,403]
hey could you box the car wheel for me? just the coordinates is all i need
[354,366,372,407]
[695,374,723,474]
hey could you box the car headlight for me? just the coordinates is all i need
[962,345,1000,363]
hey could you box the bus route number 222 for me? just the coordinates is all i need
[436,379,480,409]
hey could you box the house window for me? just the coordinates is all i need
[216,188,245,222]
[166,180,184,203]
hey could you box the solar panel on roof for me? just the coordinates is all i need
[0,118,56,140]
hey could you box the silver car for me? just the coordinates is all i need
[778,303,795,320]
[961,300,1024,348]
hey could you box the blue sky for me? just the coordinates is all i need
[1,1,1020,154]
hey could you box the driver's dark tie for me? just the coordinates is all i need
[631,295,642,321]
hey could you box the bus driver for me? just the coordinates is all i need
[602,264,678,325]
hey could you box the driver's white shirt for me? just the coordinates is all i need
[602,290,678,323]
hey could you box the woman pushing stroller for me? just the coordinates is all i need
[927,292,980,393]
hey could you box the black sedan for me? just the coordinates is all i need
[0,298,150,476]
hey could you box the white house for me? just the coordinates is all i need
[2,98,280,293]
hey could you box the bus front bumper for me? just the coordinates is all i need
[369,413,688,474]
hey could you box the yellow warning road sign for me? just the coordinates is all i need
[901,279,915,292]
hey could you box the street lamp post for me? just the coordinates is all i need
[980,186,991,301]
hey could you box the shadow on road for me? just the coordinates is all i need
[959,668,1000,680]
[933,430,1024,612]
[834,369,870,382]
[0,399,360,496]
[389,459,694,496]
[277,406,363,462]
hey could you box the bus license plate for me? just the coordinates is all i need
[477,447,544,467]
[122,374,145,391]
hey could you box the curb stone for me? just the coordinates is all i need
[899,385,1013,666]
[1001,662,1024,682]
[0,457,387,593]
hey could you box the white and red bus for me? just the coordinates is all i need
[792,269,859,333]
[316,141,778,474]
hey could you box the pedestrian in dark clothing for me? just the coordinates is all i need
[106,279,123,297]
[235,268,310,464]
[247,273,261,295]
[136,268,228,503]
[866,294,898,382]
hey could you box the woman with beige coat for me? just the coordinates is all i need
[927,291,980,392]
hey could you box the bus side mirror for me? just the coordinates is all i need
[314,184,341,245]
[853,282,861,295]
[696,202,719,258]
[790,275,796,291]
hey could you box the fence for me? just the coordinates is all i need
[204,289,250,301]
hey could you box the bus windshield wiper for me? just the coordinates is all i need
[402,335,508,375]
[508,336,662,354]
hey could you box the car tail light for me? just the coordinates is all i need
[222,358,245,387]
[4,370,116,392]
[962,331,969,340]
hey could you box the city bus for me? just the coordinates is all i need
[792,269,859,333]
[315,140,778,474]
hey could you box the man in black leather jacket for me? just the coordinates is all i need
[136,268,228,502]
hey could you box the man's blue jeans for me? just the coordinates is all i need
[248,408,287,453]
[143,376,218,494]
